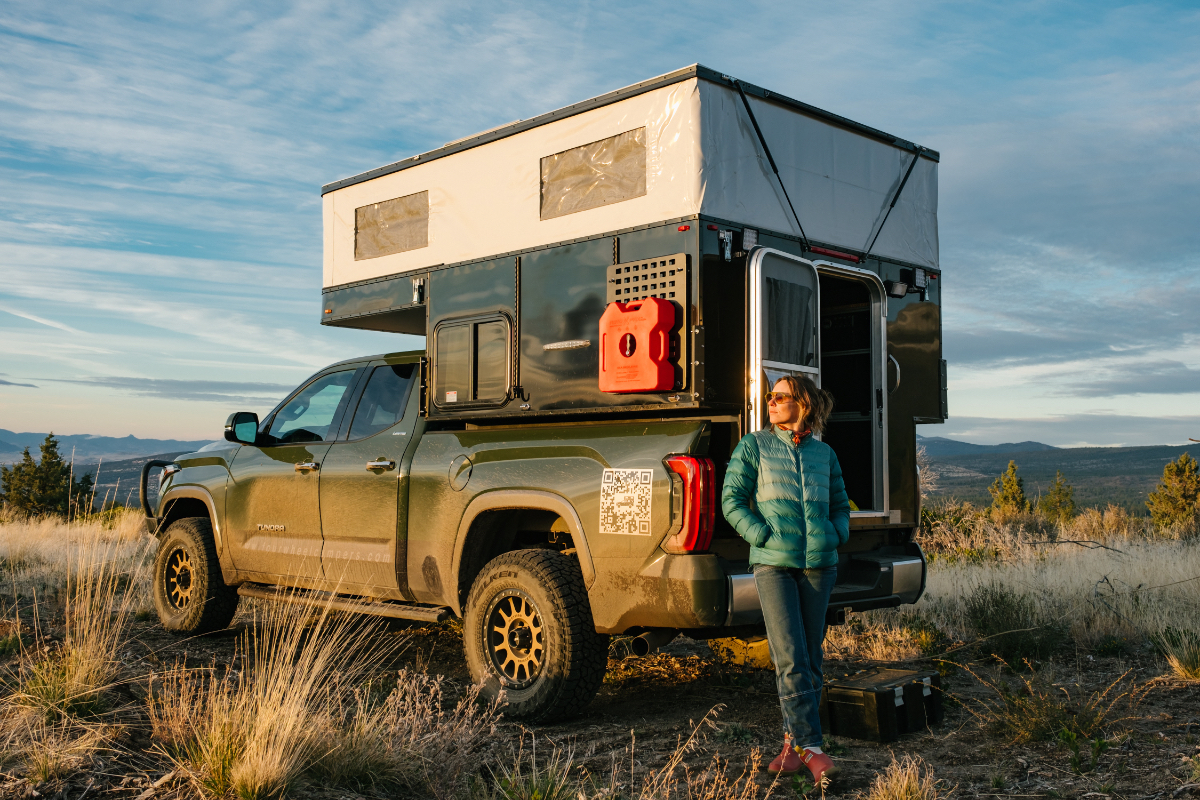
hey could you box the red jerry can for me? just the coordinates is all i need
[598,298,675,393]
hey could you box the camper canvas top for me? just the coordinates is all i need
[321,64,939,294]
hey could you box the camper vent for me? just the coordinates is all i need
[606,253,688,308]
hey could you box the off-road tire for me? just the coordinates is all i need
[152,517,239,634]
[464,549,607,722]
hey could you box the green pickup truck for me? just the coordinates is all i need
[143,66,943,721]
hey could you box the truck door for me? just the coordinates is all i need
[319,360,419,599]
[225,368,361,585]
[747,248,821,432]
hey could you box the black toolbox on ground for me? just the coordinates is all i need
[819,668,943,742]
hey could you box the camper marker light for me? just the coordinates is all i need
[678,225,690,231]
[809,245,861,264]
[663,455,716,553]
[707,224,719,231]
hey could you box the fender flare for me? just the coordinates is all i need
[450,490,595,615]
[159,486,224,554]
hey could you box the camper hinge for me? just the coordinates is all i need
[511,257,528,403]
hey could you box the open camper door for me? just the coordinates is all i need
[747,248,820,433]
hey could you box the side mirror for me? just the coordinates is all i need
[224,412,260,445]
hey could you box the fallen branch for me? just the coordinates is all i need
[1026,538,1126,554]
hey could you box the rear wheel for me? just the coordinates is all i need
[464,550,607,722]
[153,517,239,634]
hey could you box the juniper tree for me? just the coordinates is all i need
[0,433,94,517]
[1038,471,1076,524]
[988,459,1031,518]
[1146,452,1200,530]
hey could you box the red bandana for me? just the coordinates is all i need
[792,428,812,446]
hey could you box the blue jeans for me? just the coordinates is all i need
[753,564,837,748]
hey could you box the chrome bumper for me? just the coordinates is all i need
[724,547,927,626]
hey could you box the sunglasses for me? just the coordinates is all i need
[765,392,796,404]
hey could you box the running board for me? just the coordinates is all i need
[237,583,451,623]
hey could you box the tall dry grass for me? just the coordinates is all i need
[148,595,500,799]
[0,509,152,779]
[829,500,1200,672]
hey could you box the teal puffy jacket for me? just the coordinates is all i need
[721,427,851,569]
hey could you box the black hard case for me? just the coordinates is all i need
[819,668,943,742]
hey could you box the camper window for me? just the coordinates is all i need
[355,190,429,260]
[540,128,647,220]
[434,315,511,408]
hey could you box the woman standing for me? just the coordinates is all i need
[721,374,850,786]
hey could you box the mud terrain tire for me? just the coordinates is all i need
[464,549,607,722]
[153,517,239,634]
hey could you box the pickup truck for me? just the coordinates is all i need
[144,65,943,721]
[144,347,926,721]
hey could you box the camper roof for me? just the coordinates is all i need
[322,65,940,291]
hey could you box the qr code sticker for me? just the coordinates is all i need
[599,468,653,535]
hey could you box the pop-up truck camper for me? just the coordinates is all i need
[146,65,946,721]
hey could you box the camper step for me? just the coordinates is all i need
[237,583,451,623]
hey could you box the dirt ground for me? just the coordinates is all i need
[3,613,1198,800]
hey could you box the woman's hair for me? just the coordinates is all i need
[771,374,835,435]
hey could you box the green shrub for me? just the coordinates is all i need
[964,582,1061,665]
[988,461,1031,519]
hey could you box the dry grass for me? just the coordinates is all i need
[832,502,1200,668]
[148,597,500,800]
[496,709,769,800]
[7,524,149,721]
[1156,629,1200,681]
[863,754,944,800]
[960,661,1145,744]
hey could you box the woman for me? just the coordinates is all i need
[721,374,850,785]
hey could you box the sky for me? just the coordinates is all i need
[0,1,1197,447]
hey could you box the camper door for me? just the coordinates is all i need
[748,248,820,433]
[748,250,890,512]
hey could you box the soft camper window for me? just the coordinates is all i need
[434,316,511,407]
[540,128,646,220]
[355,190,429,260]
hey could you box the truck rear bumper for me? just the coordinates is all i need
[725,543,927,626]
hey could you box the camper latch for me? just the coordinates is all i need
[718,230,732,262]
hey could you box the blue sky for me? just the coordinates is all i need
[0,1,1197,446]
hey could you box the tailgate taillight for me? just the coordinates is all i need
[663,455,716,553]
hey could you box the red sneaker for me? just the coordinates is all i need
[799,748,840,785]
[767,739,802,775]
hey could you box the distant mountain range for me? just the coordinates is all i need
[915,435,1059,457]
[916,434,1195,511]
[0,430,216,464]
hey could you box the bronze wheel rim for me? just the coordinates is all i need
[485,590,544,689]
[165,547,194,611]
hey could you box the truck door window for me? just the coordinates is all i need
[348,363,417,439]
[267,370,356,443]
[434,316,511,407]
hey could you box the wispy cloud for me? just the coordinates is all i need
[0,2,1197,442]
[52,376,295,405]
[0,378,37,388]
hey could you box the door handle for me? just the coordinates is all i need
[887,354,902,394]
[366,459,396,471]
[295,461,320,471]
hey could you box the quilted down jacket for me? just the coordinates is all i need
[720,427,852,569]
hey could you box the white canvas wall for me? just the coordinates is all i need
[322,73,939,290]
[324,79,704,289]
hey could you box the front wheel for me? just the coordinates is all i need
[152,517,239,634]
[464,550,607,722]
